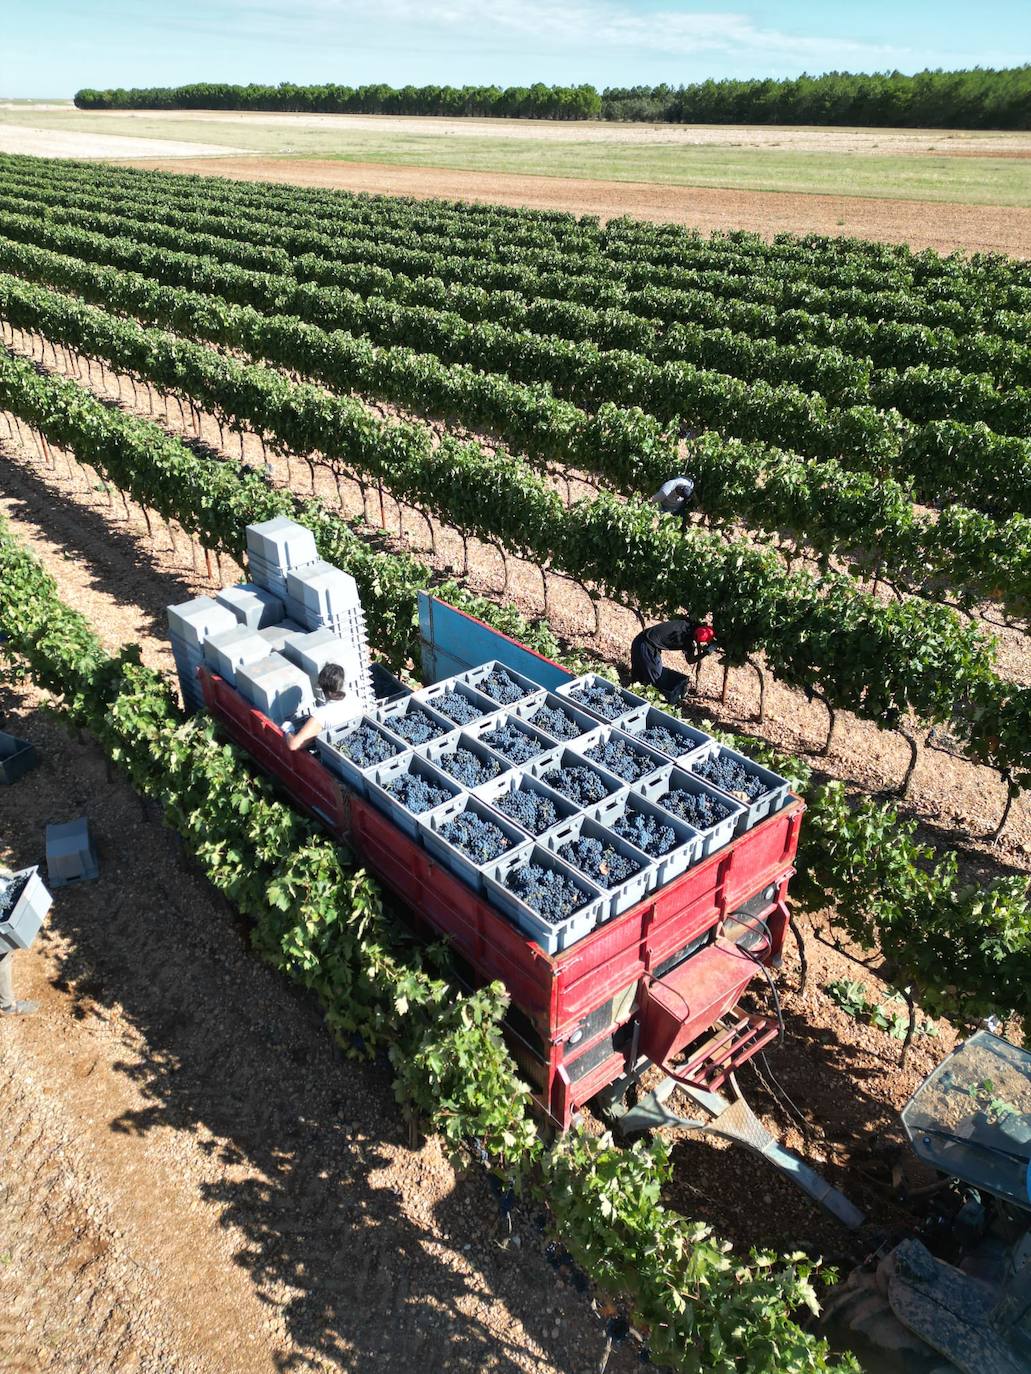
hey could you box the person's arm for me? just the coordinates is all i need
[287,712,323,751]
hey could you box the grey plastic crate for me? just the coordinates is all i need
[167,596,237,650]
[0,866,52,951]
[686,742,792,835]
[286,561,361,623]
[215,582,284,631]
[246,516,318,572]
[615,704,712,766]
[45,817,100,888]
[576,724,670,787]
[257,620,306,653]
[417,731,514,791]
[281,627,354,680]
[314,716,407,796]
[521,691,598,745]
[366,752,463,839]
[374,696,453,749]
[464,709,556,767]
[202,624,270,685]
[0,730,37,785]
[370,662,412,704]
[457,660,542,707]
[540,813,653,919]
[413,678,497,727]
[419,793,527,894]
[525,745,628,810]
[481,844,606,955]
[555,673,648,724]
[473,769,580,837]
[235,653,315,726]
[634,765,744,857]
[583,791,703,888]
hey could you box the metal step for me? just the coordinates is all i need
[676,1012,780,1092]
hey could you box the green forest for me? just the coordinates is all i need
[74,65,1031,128]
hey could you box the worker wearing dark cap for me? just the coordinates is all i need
[630,620,716,703]
[650,475,695,531]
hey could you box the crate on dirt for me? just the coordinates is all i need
[314,716,408,796]
[45,817,100,888]
[555,672,648,724]
[539,812,654,919]
[419,793,527,894]
[0,865,52,951]
[235,653,315,726]
[412,677,497,728]
[634,765,744,857]
[202,624,270,686]
[481,843,606,954]
[686,743,793,835]
[215,582,284,632]
[365,751,463,839]
[583,790,703,888]
[417,730,515,791]
[615,704,712,767]
[473,768,580,837]
[0,729,38,785]
[524,744,627,810]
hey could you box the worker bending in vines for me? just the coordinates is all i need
[649,474,695,531]
[630,620,716,704]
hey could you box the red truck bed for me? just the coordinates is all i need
[199,666,803,1128]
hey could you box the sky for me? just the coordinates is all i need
[2,0,1029,99]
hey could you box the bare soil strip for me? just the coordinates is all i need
[117,155,1031,257]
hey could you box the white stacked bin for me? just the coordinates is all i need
[202,624,271,686]
[167,596,238,710]
[245,517,318,600]
[215,583,284,631]
[235,653,315,727]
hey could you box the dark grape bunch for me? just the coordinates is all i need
[389,706,448,746]
[504,862,590,924]
[0,872,28,922]
[386,773,453,814]
[530,703,583,741]
[613,809,678,856]
[494,787,560,835]
[439,747,502,787]
[585,737,658,783]
[439,812,514,863]
[559,836,641,889]
[637,724,693,758]
[692,752,768,803]
[660,788,734,830]
[482,724,546,764]
[339,723,403,769]
[432,691,485,725]
[541,765,610,806]
[568,682,624,721]
[480,669,527,705]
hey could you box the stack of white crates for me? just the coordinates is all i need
[167,518,375,725]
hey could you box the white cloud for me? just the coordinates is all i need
[228,0,902,65]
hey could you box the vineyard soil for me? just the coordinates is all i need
[114,156,1031,257]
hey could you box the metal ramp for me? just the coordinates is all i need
[603,1070,866,1231]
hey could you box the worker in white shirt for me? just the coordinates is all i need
[0,866,37,1017]
[287,663,356,750]
[650,475,695,531]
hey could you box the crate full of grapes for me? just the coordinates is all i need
[615,705,711,768]
[0,866,52,952]
[634,766,745,857]
[463,710,555,768]
[457,661,541,708]
[539,813,654,919]
[417,731,514,791]
[482,844,606,954]
[583,790,703,888]
[315,716,408,796]
[687,743,791,834]
[554,673,647,724]
[412,678,498,728]
[473,769,580,837]
[419,794,527,894]
[525,745,627,810]
[366,752,463,839]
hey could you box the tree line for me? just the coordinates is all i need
[74,66,1031,128]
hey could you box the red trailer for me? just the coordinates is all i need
[198,656,803,1134]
